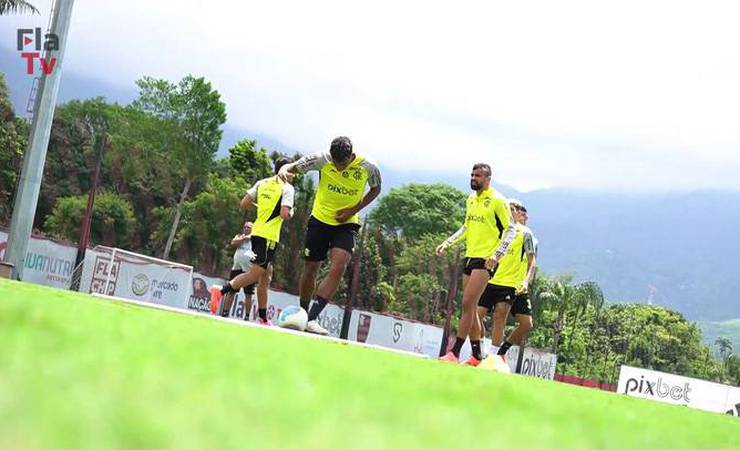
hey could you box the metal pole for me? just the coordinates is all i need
[340,227,363,340]
[71,133,107,291]
[5,0,76,279]
[439,249,461,357]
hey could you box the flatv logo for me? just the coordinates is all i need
[17,28,59,75]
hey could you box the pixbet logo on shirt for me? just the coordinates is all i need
[16,28,59,75]
[624,375,692,403]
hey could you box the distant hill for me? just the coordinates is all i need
[3,49,740,321]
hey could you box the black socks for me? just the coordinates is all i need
[307,296,328,321]
[498,341,512,355]
[220,283,234,295]
[471,340,482,360]
[451,337,466,357]
[258,308,267,321]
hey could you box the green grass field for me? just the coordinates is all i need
[1,279,738,450]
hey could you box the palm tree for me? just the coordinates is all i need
[0,0,39,15]
[715,337,734,375]
[538,275,577,353]
[716,337,733,358]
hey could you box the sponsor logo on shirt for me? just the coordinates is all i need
[328,183,359,196]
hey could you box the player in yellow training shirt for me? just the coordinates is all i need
[278,136,381,335]
[435,163,516,363]
[473,199,537,370]
[210,157,295,325]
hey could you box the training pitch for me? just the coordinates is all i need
[0,279,738,450]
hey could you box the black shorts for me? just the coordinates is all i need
[304,216,360,262]
[478,284,516,312]
[511,293,532,316]
[229,269,255,296]
[251,236,276,269]
[462,257,495,277]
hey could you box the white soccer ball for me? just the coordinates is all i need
[277,305,308,331]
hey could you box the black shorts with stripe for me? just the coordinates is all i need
[251,236,276,269]
[511,293,532,316]
[304,216,360,261]
[478,284,516,312]
[462,257,495,277]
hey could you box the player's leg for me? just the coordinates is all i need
[211,237,271,306]
[443,262,489,362]
[502,295,533,356]
[220,269,243,317]
[253,265,271,324]
[507,314,533,344]
[491,301,511,347]
[304,247,351,334]
[242,292,254,321]
[305,223,356,334]
[462,289,494,366]
[299,217,331,312]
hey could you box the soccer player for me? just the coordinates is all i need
[473,199,537,369]
[436,163,516,363]
[210,157,295,325]
[277,136,381,335]
[216,221,273,321]
[501,200,538,360]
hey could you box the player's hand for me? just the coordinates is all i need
[516,282,528,295]
[435,242,448,256]
[485,255,499,270]
[277,165,292,182]
[282,172,296,183]
[335,207,356,223]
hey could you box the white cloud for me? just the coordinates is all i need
[2,0,739,191]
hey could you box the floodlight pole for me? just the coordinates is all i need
[5,0,76,279]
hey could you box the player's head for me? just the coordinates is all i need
[509,198,528,225]
[330,136,354,170]
[242,221,253,234]
[274,156,294,182]
[274,157,290,174]
[470,163,491,191]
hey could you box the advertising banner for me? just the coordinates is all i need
[617,365,739,416]
[347,310,444,358]
[80,248,192,309]
[0,231,76,289]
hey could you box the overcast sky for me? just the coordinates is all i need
[2,0,739,192]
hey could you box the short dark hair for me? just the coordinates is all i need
[330,136,353,162]
[472,163,491,177]
[274,157,290,174]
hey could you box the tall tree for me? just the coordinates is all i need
[0,73,28,224]
[370,183,466,241]
[227,139,273,185]
[133,75,226,259]
[44,191,137,248]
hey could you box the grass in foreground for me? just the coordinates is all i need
[1,279,738,450]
